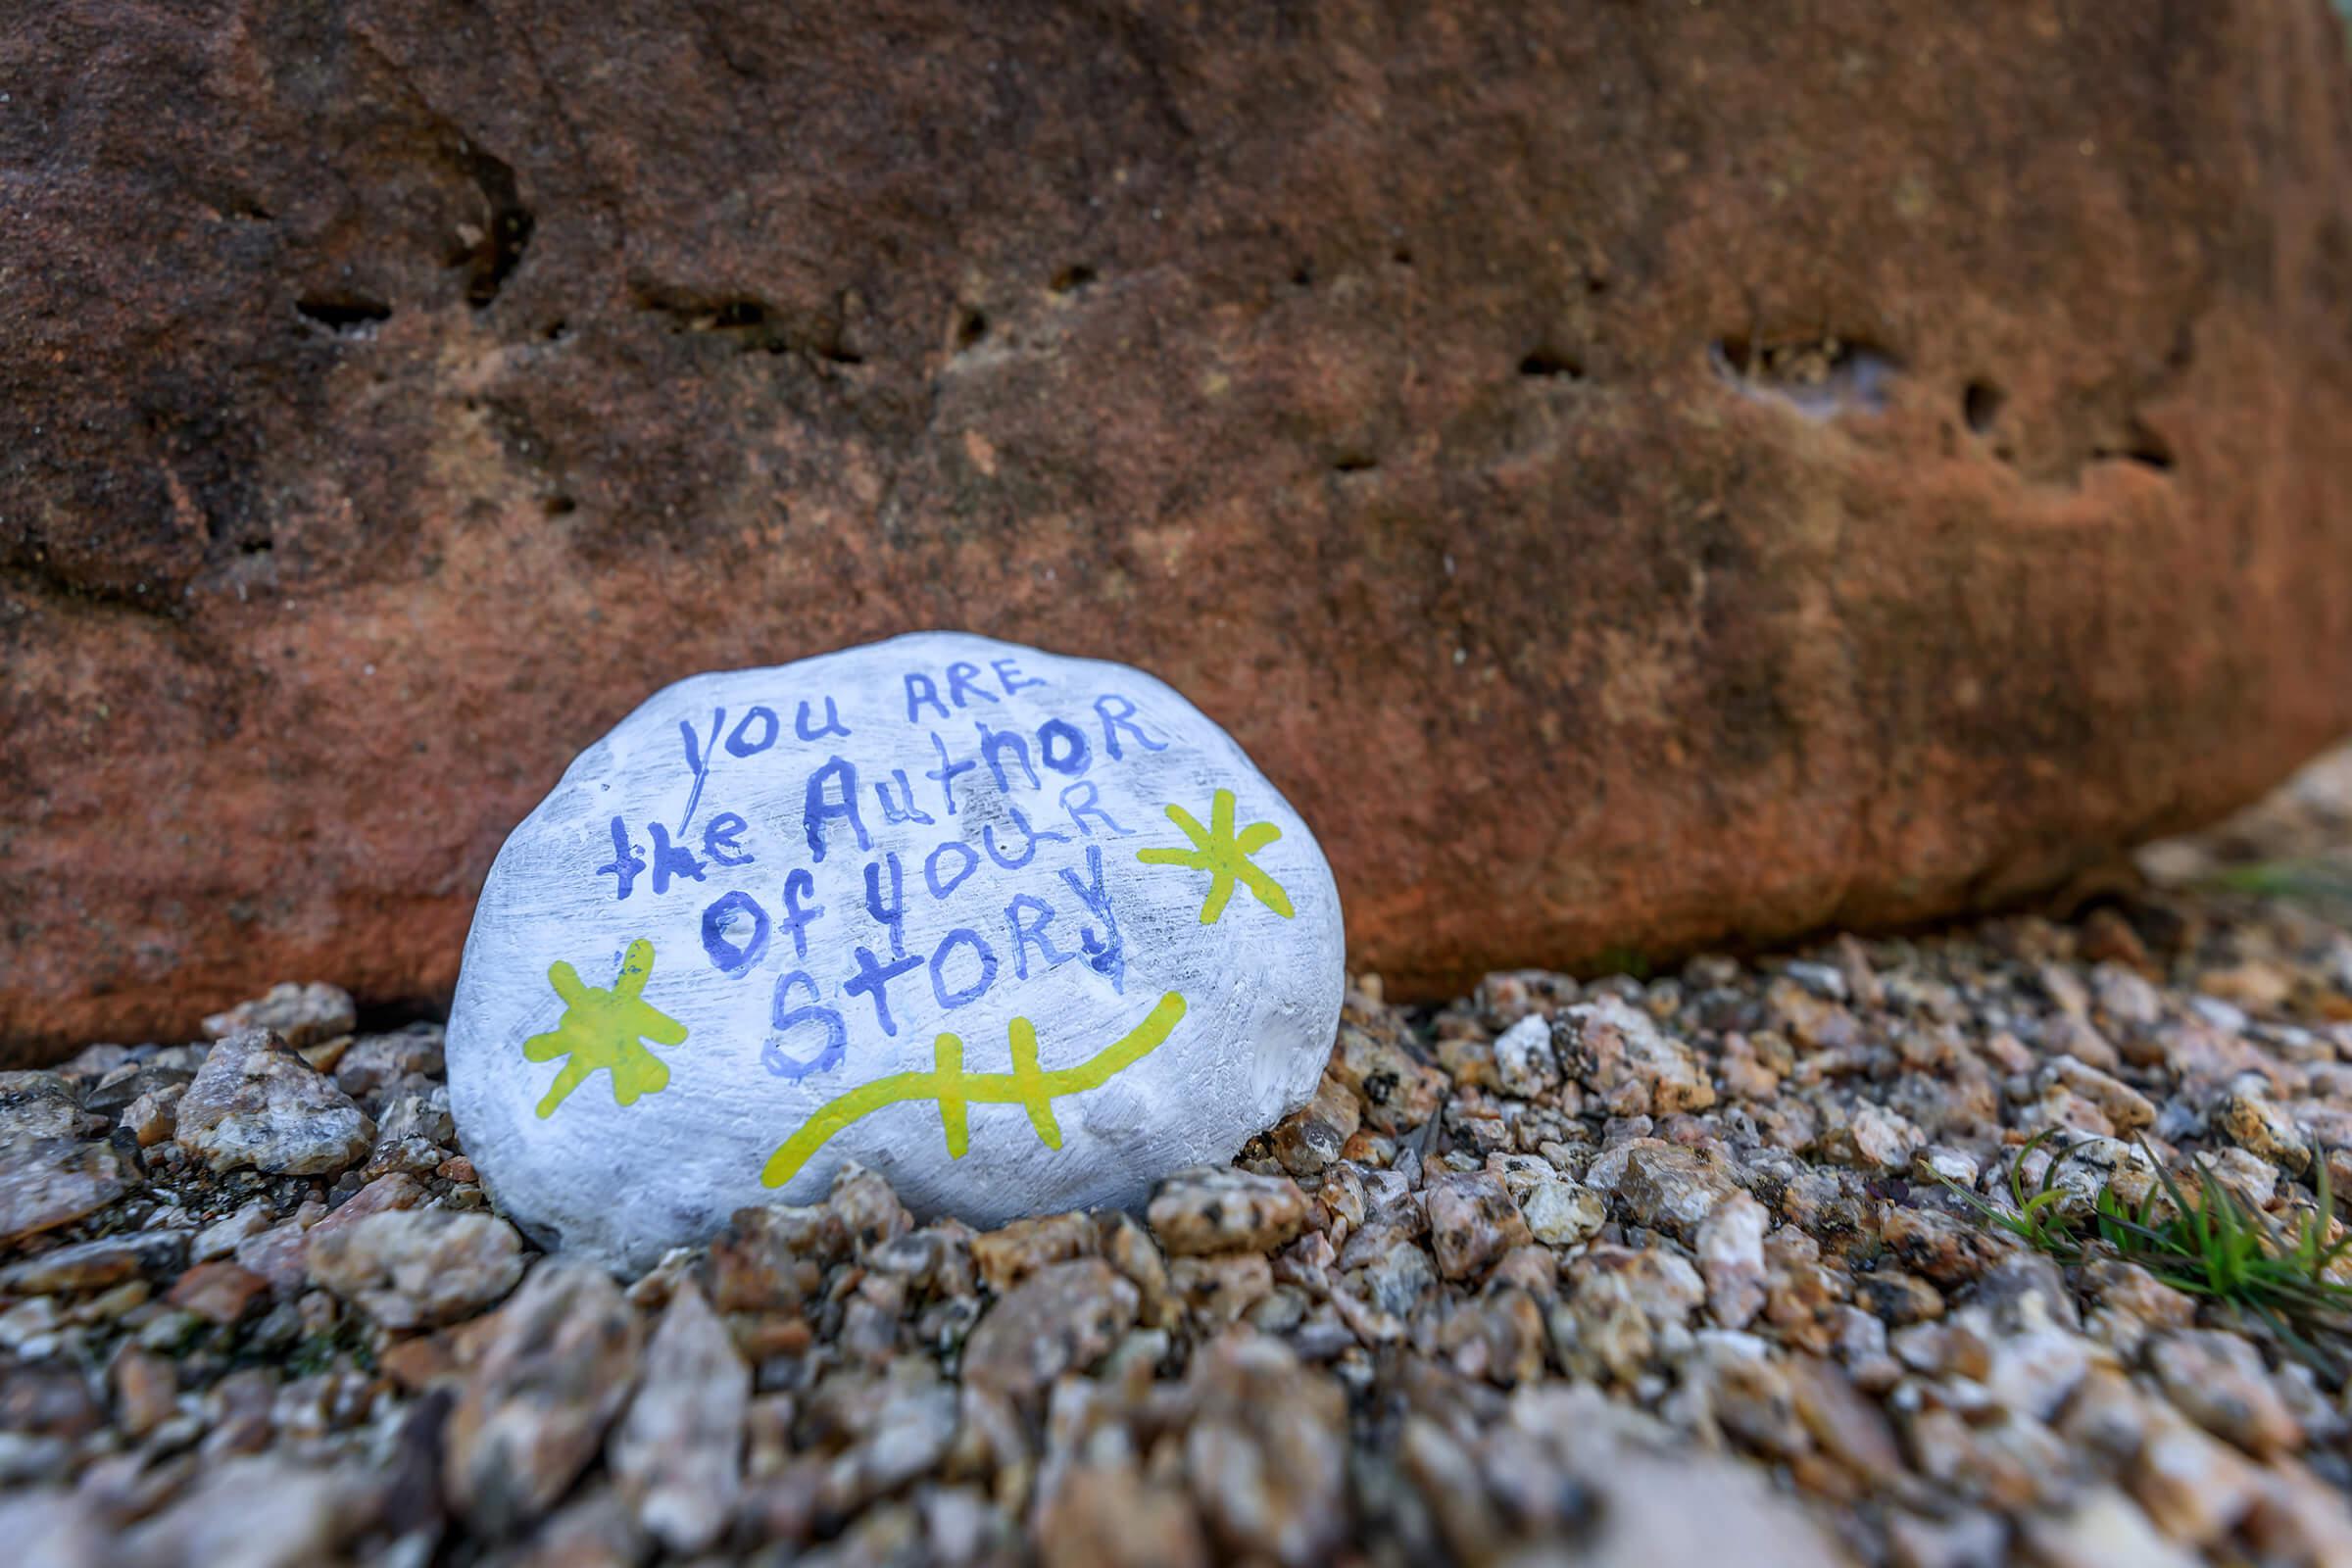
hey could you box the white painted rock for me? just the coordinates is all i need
[447,631,1345,1270]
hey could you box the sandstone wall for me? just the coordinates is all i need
[6,2,2352,1054]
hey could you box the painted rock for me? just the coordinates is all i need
[446,631,1346,1270]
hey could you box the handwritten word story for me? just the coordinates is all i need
[446,633,1346,1269]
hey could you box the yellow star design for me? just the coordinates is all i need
[1136,788,1296,925]
[522,939,688,1118]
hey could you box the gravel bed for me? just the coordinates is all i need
[10,750,2352,1567]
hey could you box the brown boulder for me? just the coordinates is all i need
[5,3,2352,1057]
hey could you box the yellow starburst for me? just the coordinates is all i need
[522,939,688,1117]
[1136,788,1296,925]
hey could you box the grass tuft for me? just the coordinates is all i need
[1939,1130,2352,1382]
[2199,858,2352,917]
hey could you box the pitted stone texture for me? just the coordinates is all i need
[203,983,357,1052]
[173,1030,376,1176]
[608,1282,748,1554]
[305,1208,526,1329]
[9,4,2352,1061]
[0,1141,131,1247]
[1149,1168,1313,1256]
[962,1258,1140,1401]
[446,634,1344,1270]
[443,1260,647,1539]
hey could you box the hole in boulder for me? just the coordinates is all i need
[295,294,392,333]
[2107,418,2175,472]
[1519,347,1585,381]
[543,495,577,516]
[1712,334,1898,420]
[1332,452,1378,474]
[2166,320,2195,372]
[1049,264,1098,295]
[457,144,534,309]
[1963,380,2003,434]
[956,309,989,351]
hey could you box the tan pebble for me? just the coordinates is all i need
[110,1344,178,1437]
[164,1260,270,1326]
[971,1211,1098,1294]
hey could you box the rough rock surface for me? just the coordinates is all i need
[607,1282,748,1555]
[302,1207,523,1329]
[172,1031,375,1176]
[442,1259,647,1538]
[1147,1167,1312,1256]
[8,3,2352,1055]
